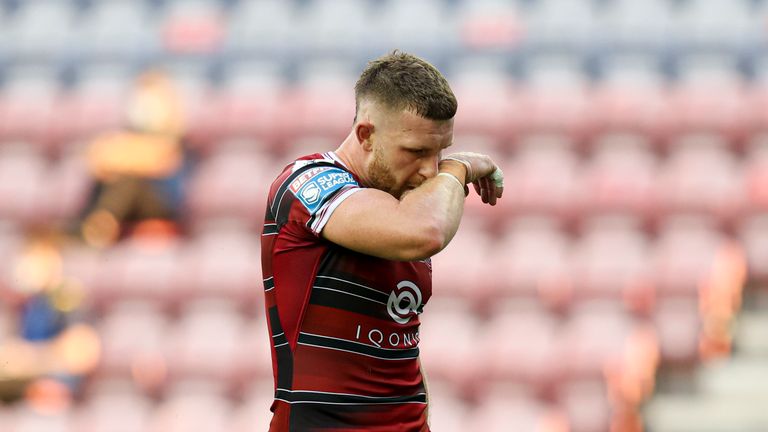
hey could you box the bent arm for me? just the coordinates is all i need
[321,161,467,261]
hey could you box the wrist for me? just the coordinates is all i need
[438,160,467,184]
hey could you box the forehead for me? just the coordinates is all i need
[389,110,453,145]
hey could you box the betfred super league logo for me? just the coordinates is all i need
[387,281,423,324]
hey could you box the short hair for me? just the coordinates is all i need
[354,50,457,121]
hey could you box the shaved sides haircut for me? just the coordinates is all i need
[354,50,458,121]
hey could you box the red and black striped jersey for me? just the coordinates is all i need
[261,152,433,432]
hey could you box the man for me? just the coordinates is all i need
[261,51,503,431]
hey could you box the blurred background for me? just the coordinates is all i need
[0,0,767,431]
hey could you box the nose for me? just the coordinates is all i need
[419,154,439,180]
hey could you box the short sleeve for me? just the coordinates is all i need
[288,166,361,236]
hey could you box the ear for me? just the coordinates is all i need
[355,121,374,152]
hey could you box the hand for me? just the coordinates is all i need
[440,152,504,206]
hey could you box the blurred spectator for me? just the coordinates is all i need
[0,230,99,411]
[78,70,191,248]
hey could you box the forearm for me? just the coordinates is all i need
[397,161,467,255]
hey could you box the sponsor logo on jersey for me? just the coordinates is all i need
[291,167,358,215]
[387,281,423,324]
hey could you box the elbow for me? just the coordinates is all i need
[400,222,447,261]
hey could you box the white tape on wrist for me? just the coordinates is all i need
[437,172,464,189]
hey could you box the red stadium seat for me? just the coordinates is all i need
[74,380,153,432]
[666,83,749,144]
[451,79,519,143]
[91,237,184,310]
[498,138,578,223]
[147,382,233,432]
[230,379,275,432]
[97,301,170,393]
[652,217,728,298]
[588,82,670,141]
[556,379,613,432]
[557,304,659,405]
[165,300,245,387]
[575,134,656,224]
[516,86,591,141]
[431,216,493,303]
[655,136,744,227]
[477,304,559,395]
[743,135,768,214]
[569,219,654,314]
[6,405,75,432]
[0,80,60,147]
[480,217,571,310]
[418,298,480,389]
[0,146,49,226]
[175,227,262,309]
[467,392,568,432]
[422,379,471,432]
[652,298,702,366]
[738,214,768,284]
[186,146,274,229]
[233,318,274,387]
[44,151,92,223]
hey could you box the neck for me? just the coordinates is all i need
[334,131,372,187]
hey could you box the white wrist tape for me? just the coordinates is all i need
[437,172,464,189]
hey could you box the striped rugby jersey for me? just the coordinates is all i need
[261,152,433,431]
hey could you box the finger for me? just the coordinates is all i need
[480,176,489,204]
[496,185,504,199]
[473,181,481,196]
[488,178,498,206]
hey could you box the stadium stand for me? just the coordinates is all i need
[0,0,765,430]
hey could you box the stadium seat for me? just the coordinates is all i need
[185,146,274,228]
[159,0,225,55]
[431,216,493,303]
[147,381,233,432]
[230,379,275,432]
[298,0,374,57]
[72,0,160,62]
[569,218,654,314]
[588,76,669,140]
[653,216,729,298]
[233,318,273,386]
[97,301,170,389]
[498,138,578,222]
[737,214,768,284]
[477,303,559,395]
[422,378,470,432]
[165,299,245,386]
[224,0,297,58]
[74,379,153,432]
[595,0,672,52]
[3,0,76,62]
[743,135,768,214]
[454,0,525,50]
[480,217,571,310]
[576,134,656,223]
[418,298,480,388]
[673,0,759,51]
[556,379,613,432]
[467,392,568,432]
[56,65,129,145]
[176,226,262,310]
[90,237,184,309]
[372,0,458,58]
[0,145,49,226]
[666,82,749,143]
[44,151,92,223]
[0,66,61,146]
[521,0,596,52]
[6,405,75,432]
[652,298,702,366]
[655,136,744,226]
[557,303,659,403]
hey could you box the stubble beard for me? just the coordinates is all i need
[367,145,401,198]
